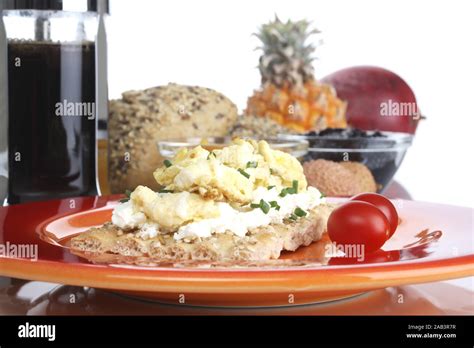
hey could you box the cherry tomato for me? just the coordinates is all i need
[351,193,399,237]
[327,201,390,253]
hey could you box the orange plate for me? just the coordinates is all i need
[0,195,472,307]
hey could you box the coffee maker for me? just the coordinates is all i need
[0,0,108,205]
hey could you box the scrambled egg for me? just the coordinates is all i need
[153,138,307,204]
[131,185,220,231]
[126,139,307,230]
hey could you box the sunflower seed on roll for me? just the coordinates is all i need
[108,83,238,193]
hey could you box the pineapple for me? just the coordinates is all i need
[245,17,347,132]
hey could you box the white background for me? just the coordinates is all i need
[107,0,474,208]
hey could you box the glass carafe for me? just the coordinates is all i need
[0,0,108,205]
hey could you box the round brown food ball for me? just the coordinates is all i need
[303,159,377,197]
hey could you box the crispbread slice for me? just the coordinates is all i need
[70,203,334,263]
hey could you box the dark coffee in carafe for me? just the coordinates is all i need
[7,40,98,204]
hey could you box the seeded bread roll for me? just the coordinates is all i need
[108,83,238,193]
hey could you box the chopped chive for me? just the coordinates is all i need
[260,199,270,214]
[207,151,216,160]
[270,201,281,210]
[280,181,299,197]
[120,189,132,203]
[251,200,270,214]
[238,168,250,179]
[320,193,326,198]
[294,207,307,217]
[246,161,258,168]
[292,180,299,193]
[267,185,275,190]
[158,189,173,193]
[269,168,275,174]
[280,187,293,197]
[163,159,172,168]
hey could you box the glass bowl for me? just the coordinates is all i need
[278,131,413,193]
[157,137,309,160]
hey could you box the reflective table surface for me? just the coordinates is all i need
[0,277,472,315]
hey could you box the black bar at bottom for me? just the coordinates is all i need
[0,315,472,345]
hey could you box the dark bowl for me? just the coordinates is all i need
[278,131,413,192]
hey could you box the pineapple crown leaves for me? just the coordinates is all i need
[254,15,321,88]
